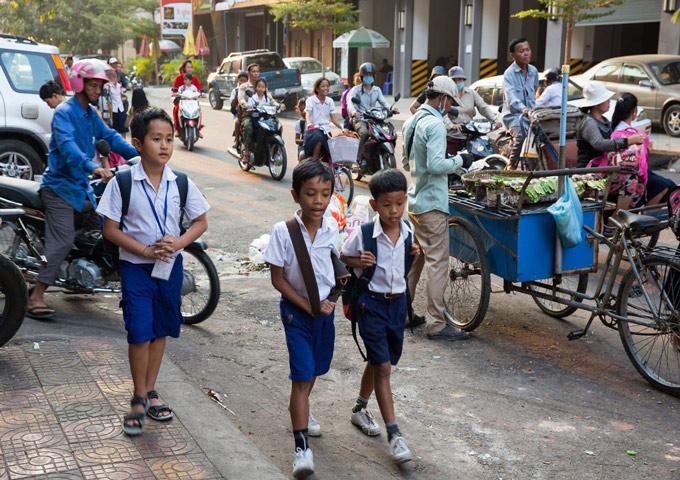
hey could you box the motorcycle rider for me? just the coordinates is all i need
[535,67,562,107]
[176,73,203,139]
[26,60,138,319]
[348,62,399,170]
[502,37,539,169]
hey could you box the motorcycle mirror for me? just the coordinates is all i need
[394,93,401,102]
[351,97,361,105]
[448,106,459,118]
[246,89,254,98]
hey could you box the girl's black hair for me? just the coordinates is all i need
[297,96,306,110]
[184,73,194,82]
[292,160,334,195]
[237,71,248,81]
[39,80,64,100]
[313,77,330,96]
[130,88,149,114]
[369,169,407,200]
[255,77,268,88]
[130,107,173,142]
[611,92,638,130]
[179,59,193,74]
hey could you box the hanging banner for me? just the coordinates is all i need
[161,0,193,37]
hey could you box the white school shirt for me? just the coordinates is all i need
[305,95,335,134]
[109,82,125,113]
[178,84,198,94]
[264,210,339,301]
[248,93,270,109]
[342,219,412,295]
[96,163,210,264]
[535,82,562,108]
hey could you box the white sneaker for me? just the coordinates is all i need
[307,409,321,437]
[389,435,413,464]
[350,409,381,436]
[292,447,314,478]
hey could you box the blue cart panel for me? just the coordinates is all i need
[449,195,599,282]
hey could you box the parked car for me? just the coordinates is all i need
[0,34,71,179]
[470,74,652,134]
[206,49,303,110]
[283,57,345,100]
[572,55,680,136]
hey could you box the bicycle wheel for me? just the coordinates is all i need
[443,216,490,332]
[333,165,354,207]
[617,254,680,396]
[181,248,220,325]
[528,274,588,318]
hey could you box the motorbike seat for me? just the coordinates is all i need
[0,176,43,210]
[617,210,660,230]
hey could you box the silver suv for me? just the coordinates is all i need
[0,34,69,179]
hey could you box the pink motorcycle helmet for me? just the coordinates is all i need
[69,59,112,93]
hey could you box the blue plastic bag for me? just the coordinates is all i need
[547,177,583,248]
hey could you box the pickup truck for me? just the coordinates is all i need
[207,49,302,110]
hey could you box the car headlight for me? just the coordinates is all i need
[636,109,648,121]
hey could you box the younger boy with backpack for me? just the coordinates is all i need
[340,169,420,464]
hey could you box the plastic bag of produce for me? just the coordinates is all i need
[547,178,583,248]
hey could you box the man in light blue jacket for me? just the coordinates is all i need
[402,76,469,341]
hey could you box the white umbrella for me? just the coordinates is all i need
[152,39,182,53]
[332,27,390,49]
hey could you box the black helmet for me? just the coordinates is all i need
[545,67,561,84]
[359,62,376,77]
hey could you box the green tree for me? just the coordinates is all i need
[269,0,359,75]
[513,0,626,66]
[126,0,162,84]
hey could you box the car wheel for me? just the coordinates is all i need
[209,88,223,110]
[0,140,43,180]
[663,104,680,137]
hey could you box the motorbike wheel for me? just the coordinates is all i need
[378,150,397,170]
[0,253,27,347]
[186,128,194,151]
[181,248,220,325]
[238,150,253,172]
[333,165,354,207]
[268,143,287,181]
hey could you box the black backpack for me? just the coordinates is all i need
[341,220,415,360]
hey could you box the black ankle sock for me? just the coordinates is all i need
[386,422,401,442]
[293,429,309,451]
[352,396,369,413]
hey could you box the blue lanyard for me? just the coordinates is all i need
[141,181,169,237]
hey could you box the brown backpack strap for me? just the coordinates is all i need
[285,218,321,317]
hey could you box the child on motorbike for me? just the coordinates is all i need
[96,107,210,437]
[177,74,203,138]
[231,72,249,148]
[243,78,280,161]
[303,77,343,161]
[294,97,306,161]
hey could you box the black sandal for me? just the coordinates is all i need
[122,396,147,436]
[146,390,173,421]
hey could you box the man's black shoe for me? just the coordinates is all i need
[427,325,470,341]
[406,314,426,329]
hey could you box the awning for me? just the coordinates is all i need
[576,0,662,26]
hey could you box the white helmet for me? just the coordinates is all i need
[429,76,457,98]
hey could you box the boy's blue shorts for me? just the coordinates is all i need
[357,290,408,366]
[280,298,335,382]
[120,255,184,345]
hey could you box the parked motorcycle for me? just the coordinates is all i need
[227,91,287,181]
[0,209,28,347]
[349,93,401,180]
[176,90,202,151]
[0,161,220,325]
[129,66,143,89]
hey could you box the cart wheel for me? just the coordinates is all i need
[617,254,680,397]
[444,217,490,332]
[528,274,588,319]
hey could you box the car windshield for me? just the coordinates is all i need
[247,54,287,71]
[567,80,585,101]
[288,60,322,74]
[650,61,680,85]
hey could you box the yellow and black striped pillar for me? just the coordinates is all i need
[410,60,428,97]
[479,58,498,79]
[569,58,584,75]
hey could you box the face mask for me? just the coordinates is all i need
[437,97,446,115]
[363,76,374,85]
[457,83,464,91]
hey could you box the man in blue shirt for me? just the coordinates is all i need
[27,59,138,319]
[502,37,539,168]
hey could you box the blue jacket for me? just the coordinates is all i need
[502,62,539,129]
[41,96,138,212]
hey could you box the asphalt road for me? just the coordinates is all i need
[9,86,680,479]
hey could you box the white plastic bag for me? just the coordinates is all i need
[248,233,270,264]
[547,178,583,248]
[345,195,373,238]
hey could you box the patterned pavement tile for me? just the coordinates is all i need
[26,353,83,370]
[132,421,199,459]
[61,415,123,443]
[4,446,78,478]
[87,365,129,384]
[0,423,66,452]
[71,338,119,352]
[21,342,76,357]
[96,377,134,397]
[146,454,221,480]
[0,345,28,365]
[77,350,127,368]
[106,394,133,415]
[71,438,142,467]
[53,400,116,424]
[33,365,93,387]
[43,384,105,407]
[0,462,6,480]
[0,388,48,411]
[81,461,155,480]
[0,366,39,392]
[0,407,58,431]
[17,471,84,479]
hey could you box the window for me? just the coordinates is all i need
[592,63,621,83]
[219,61,229,74]
[0,51,57,94]
[475,86,494,105]
[245,54,286,71]
[651,61,680,85]
[229,60,240,74]
[622,65,650,85]
[493,87,504,107]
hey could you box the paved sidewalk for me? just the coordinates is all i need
[0,338,286,480]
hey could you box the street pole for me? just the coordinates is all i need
[555,63,570,275]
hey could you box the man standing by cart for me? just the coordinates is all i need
[402,76,469,341]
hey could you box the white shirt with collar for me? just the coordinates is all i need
[264,211,340,302]
[96,162,210,264]
[305,95,335,134]
[342,218,412,295]
[535,82,562,108]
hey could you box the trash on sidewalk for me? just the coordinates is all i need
[206,388,236,416]
[239,234,271,272]
[33,342,40,350]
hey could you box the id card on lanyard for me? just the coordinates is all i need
[142,181,175,280]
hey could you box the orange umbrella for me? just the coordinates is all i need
[195,26,210,57]
[139,35,150,58]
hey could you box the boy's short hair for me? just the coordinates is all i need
[509,37,528,53]
[184,73,193,82]
[292,160,333,195]
[130,107,173,142]
[369,169,408,199]
[237,71,248,81]
[39,80,64,100]
[247,63,259,73]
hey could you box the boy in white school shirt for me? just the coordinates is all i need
[96,107,210,436]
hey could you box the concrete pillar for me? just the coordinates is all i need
[459,0,482,84]
[358,0,374,66]
[544,19,566,69]
[479,0,500,81]
[659,7,680,55]
[410,0,429,96]
[393,0,414,98]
